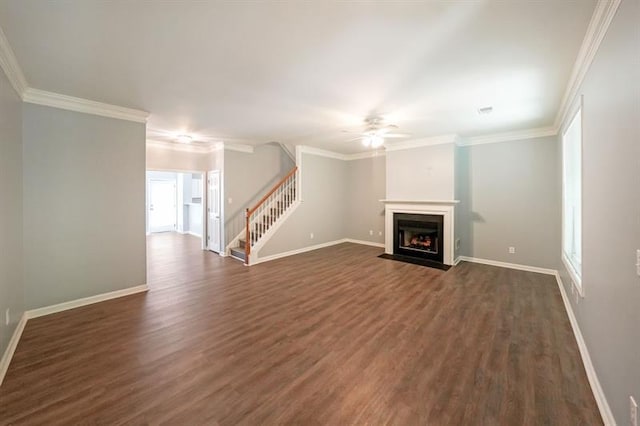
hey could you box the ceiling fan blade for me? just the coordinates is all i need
[375,124,399,135]
[384,133,412,138]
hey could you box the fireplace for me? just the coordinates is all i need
[393,213,444,263]
[382,200,457,266]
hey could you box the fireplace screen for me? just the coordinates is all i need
[393,213,444,262]
[398,226,438,254]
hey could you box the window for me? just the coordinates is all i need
[562,105,582,293]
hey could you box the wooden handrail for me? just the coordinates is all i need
[247,166,298,216]
[245,166,298,263]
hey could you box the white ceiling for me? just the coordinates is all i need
[0,1,595,154]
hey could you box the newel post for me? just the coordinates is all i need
[245,208,251,264]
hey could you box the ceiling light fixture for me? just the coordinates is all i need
[362,134,384,148]
[477,106,493,115]
[176,134,193,143]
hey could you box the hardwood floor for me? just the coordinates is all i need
[0,233,601,425]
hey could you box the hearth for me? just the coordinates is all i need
[393,213,444,263]
[382,200,457,266]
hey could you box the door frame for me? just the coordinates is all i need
[146,168,207,250]
[206,169,224,254]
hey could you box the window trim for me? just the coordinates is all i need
[561,96,584,297]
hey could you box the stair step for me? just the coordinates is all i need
[247,185,297,249]
[230,247,246,261]
[238,239,246,249]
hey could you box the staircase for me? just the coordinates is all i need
[229,166,298,265]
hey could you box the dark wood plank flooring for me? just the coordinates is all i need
[0,233,601,425]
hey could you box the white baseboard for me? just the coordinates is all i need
[0,255,613,426]
[254,238,386,265]
[26,284,149,319]
[225,230,246,256]
[254,238,348,265]
[343,238,384,248]
[453,256,462,266]
[457,256,556,275]
[460,254,614,424]
[0,312,28,386]
[554,273,615,425]
[0,284,149,388]
[250,200,302,257]
[186,231,202,238]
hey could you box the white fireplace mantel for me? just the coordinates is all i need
[380,199,460,205]
[382,201,457,266]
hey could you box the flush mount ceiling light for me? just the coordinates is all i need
[175,134,193,143]
[477,106,494,115]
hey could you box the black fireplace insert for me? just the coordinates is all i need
[393,213,444,263]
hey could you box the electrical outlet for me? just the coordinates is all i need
[636,249,640,277]
[631,396,638,426]
[228,197,233,204]
[378,231,382,236]
[5,308,9,326]
[369,230,373,236]
[310,232,314,239]
[508,247,515,254]
[455,239,461,250]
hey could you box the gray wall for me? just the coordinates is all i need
[345,156,386,245]
[23,104,147,309]
[0,67,24,359]
[223,145,294,246]
[557,0,640,422]
[146,145,210,171]
[456,136,560,269]
[260,153,347,256]
[386,143,455,200]
[454,145,467,260]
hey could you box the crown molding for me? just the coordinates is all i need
[1,21,151,124]
[147,140,258,155]
[146,139,219,154]
[0,24,28,97]
[297,145,348,160]
[554,0,621,129]
[298,145,390,161]
[344,150,386,161]
[459,126,558,147]
[384,134,459,152]
[223,143,254,154]
[23,88,149,123]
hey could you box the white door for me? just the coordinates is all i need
[207,170,221,253]
[149,179,177,233]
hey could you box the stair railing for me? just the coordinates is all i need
[245,166,298,264]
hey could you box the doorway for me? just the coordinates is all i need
[207,170,222,253]
[148,179,177,233]
[146,171,205,242]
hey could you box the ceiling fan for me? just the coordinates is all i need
[345,117,411,148]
